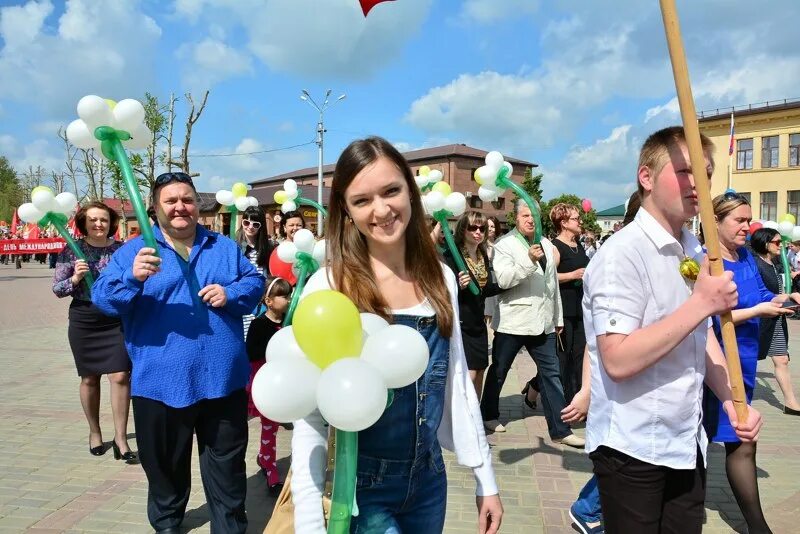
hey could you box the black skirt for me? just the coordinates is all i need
[67,300,130,377]
[462,327,489,371]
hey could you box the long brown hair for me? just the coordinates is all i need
[327,136,453,337]
[454,211,488,257]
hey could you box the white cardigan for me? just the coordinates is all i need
[290,266,498,533]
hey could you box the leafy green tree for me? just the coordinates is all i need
[540,193,601,237]
[0,156,22,220]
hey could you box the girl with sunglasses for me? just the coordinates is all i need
[444,211,501,400]
[237,207,275,337]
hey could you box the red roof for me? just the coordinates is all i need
[102,198,134,213]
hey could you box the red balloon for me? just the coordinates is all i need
[748,222,763,235]
[268,248,297,286]
[581,198,592,213]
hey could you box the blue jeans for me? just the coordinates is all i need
[571,475,602,523]
[481,331,571,440]
[351,314,449,533]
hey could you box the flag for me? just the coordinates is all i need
[360,0,394,17]
[10,209,19,233]
[27,224,40,239]
[728,112,735,156]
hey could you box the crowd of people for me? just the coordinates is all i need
[30,124,800,534]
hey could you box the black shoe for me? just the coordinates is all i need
[89,443,106,456]
[155,527,181,534]
[785,406,800,416]
[112,440,137,462]
[522,383,538,410]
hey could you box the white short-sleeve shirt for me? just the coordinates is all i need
[583,208,709,470]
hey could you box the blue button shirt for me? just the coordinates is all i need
[92,224,265,408]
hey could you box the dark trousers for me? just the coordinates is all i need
[557,315,586,402]
[590,446,706,534]
[480,331,571,440]
[132,389,249,533]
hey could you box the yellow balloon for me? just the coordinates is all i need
[419,165,431,176]
[31,185,53,197]
[105,98,117,109]
[231,182,248,198]
[292,290,363,369]
[473,168,485,185]
[780,213,796,225]
[431,182,452,196]
[274,190,288,204]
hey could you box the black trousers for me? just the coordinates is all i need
[590,446,706,534]
[132,389,249,533]
[557,315,586,402]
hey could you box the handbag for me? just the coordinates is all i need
[263,428,335,533]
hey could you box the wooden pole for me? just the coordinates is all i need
[659,0,748,422]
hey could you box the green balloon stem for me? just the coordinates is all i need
[435,212,480,296]
[327,429,358,534]
[298,197,328,218]
[780,240,792,293]
[103,132,159,255]
[496,167,542,244]
[229,206,239,240]
[46,214,94,295]
[282,263,310,327]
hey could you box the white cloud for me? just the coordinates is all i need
[31,120,65,136]
[0,0,162,115]
[457,0,540,24]
[173,0,432,79]
[0,134,18,154]
[177,36,253,90]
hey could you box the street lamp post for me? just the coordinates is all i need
[300,89,346,236]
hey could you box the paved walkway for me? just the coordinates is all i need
[0,263,798,533]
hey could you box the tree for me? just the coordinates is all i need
[57,127,81,197]
[540,193,601,238]
[134,92,169,189]
[505,166,544,227]
[0,156,22,220]
[168,90,209,177]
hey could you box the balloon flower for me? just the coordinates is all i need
[215,183,259,239]
[420,182,478,295]
[473,151,543,244]
[581,198,592,213]
[273,179,328,217]
[273,228,326,324]
[66,95,157,254]
[776,213,800,293]
[251,290,430,534]
[414,166,444,192]
[17,188,89,291]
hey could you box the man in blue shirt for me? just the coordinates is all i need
[93,172,264,534]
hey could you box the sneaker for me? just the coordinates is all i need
[483,419,506,433]
[555,433,585,448]
[569,507,604,534]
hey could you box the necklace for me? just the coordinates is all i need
[558,237,579,253]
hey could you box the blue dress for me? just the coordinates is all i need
[703,247,774,443]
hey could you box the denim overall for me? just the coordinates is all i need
[350,314,450,534]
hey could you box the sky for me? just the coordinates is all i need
[2,0,800,210]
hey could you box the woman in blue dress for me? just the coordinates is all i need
[703,192,800,534]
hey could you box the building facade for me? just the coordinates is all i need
[699,99,800,222]
[249,144,538,236]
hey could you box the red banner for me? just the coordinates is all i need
[0,238,67,255]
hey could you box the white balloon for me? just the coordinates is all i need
[485,151,504,172]
[17,203,45,224]
[66,119,96,149]
[277,241,297,263]
[266,326,306,362]
[251,358,321,422]
[32,189,57,212]
[312,239,326,265]
[77,95,113,129]
[361,325,430,388]
[360,313,390,338]
[502,161,514,177]
[415,175,430,189]
[792,226,800,241]
[216,190,235,206]
[112,99,146,132]
[445,193,467,216]
[763,220,779,230]
[293,228,316,254]
[478,186,499,202]
[54,192,78,214]
[778,220,794,237]
[281,200,297,213]
[428,169,443,183]
[286,189,299,200]
[476,165,496,185]
[248,196,259,208]
[284,179,298,193]
[235,196,250,212]
[425,191,445,212]
[317,358,388,432]
[125,123,152,150]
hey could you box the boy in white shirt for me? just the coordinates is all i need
[583,126,763,533]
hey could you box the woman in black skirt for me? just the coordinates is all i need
[443,211,501,399]
[52,201,134,460]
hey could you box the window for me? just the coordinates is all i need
[737,138,753,170]
[760,191,777,221]
[491,197,505,210]
[739,192,751,205]
[790,134,800,167]
[788,190,800,222]
[761,135,779,168]
[469,196,483,209]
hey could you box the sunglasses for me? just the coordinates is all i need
[467,224,486,233]
[769,239,782,245]
[154,172,194,187]
[722,190,747,202]
[242,219,262,229]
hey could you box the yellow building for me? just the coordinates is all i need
[699,99,800,222]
